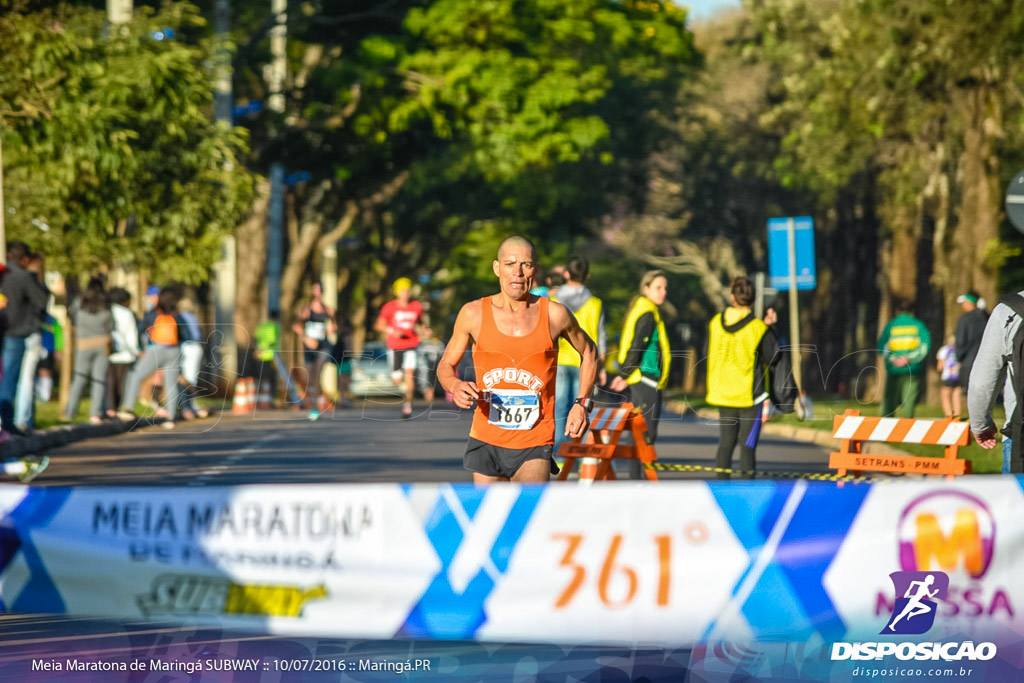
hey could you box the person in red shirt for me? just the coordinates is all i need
[376,278,424,419]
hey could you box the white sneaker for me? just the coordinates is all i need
[161,421,176,430]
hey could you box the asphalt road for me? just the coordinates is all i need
[27,400,831,487]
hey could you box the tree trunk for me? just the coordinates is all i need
[887,206,919,305]
[234,177,271,352]
[956,83,1003,306]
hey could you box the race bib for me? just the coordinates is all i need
[304,321,327,341]
[486,390,541,430]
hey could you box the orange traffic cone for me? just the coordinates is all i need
[232,378,249,415]
[257,381,273,409]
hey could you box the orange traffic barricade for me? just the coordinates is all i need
[828,409,971,480]
[556,403,658,483]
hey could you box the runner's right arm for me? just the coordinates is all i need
[437,302,480,409]
[374,304,390,337]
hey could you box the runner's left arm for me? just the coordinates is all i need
[552,302,597,439]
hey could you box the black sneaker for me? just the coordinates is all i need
[4,426,28,438]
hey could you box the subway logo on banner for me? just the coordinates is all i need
[137,574,327,618]
[877,490,1013,621]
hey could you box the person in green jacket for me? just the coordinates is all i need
[877,300,931,418]
[611,270,671,478]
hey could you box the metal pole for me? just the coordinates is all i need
[266,0,287,319]
[268,0,287,113]
[787,218,803,392]
[212,0,238,384]
[0,136,6,265]
[267,164,284,315]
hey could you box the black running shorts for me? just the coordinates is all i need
[463,437,559,479]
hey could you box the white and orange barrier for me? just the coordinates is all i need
[829,409,970,479]
[556,403,658,482]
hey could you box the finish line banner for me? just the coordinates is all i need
[0,479,1022,651]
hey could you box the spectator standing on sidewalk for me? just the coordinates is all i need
[106,287,139,419]
[611,270,672,478]
[954,291,987,400]
[877,300,931,418]
[936,335,961,420]
[0,242,49,436]
[14,252,49,431]
[705,276,780,480]
[36,312,62,405]
[64,277,113,423]
[552,256,606,447]
[968,290,1024,473]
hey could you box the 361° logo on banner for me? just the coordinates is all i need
[881,571,949,635]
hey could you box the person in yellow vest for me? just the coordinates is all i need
[705,276,780,479]
[611,270,671,478]
[552,256,606,445]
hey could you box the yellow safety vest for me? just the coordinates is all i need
[705,307,768,408]
[554,296,603,367]
[618,296,671,390]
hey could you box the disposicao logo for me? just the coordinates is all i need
[897,490,995,579]
[882,571,947,635]
[831,570,997,662]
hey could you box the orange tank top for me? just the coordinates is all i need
[470,295,557,448]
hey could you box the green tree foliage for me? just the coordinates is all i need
[370,0,697,308]
[0,2,253,281]
[245,0,698,337]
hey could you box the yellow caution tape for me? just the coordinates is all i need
[553,458,896,483]
[643,461,894,483]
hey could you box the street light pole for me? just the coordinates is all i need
[266,0,287,318]
[0,136,6,265]
[212,0,238,386]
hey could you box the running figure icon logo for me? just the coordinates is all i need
[882,571,949,635]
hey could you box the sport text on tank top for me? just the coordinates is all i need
[470,295,557,448]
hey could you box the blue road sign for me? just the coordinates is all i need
[284,171,311,185]
[232,100,263,117]
[767,216,816,291]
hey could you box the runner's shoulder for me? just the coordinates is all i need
[546,298,572,329]
[455,298,484,329]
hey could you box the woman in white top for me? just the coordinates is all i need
[106,287,139,418]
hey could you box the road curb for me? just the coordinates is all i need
[664,400,895,456]
[0,417,171,459]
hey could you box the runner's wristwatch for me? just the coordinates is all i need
[573,397,594,412]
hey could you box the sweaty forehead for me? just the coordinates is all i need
[497,243,536,262]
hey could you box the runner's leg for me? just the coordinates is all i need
[511,458,550,483]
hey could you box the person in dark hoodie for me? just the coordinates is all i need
[0,242,49,436]
[705,276,780,480]
[552,256,606,447]
[954,290,987,400]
